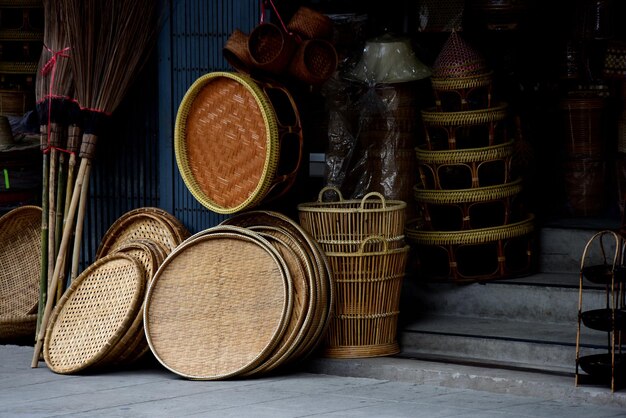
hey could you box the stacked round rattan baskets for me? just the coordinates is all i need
[408,31,535,283]
[43,208,189,374]
[143,211,333,380]
[0,205,41,342]
[298,187,409,358]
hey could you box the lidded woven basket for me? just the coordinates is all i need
[432,31,489,79]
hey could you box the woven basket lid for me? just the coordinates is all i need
[0,205,41,317]
[221,210,333,358]
[144,231,293,380]
[96,208,187,259]
[44,253,146,374]
[432,31,489,79]
[175,71,281,214]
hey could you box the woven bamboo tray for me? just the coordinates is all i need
[221,210,334,360]
[144,231,293,380]
[44,253,146,374]
[97,240,163,366]
[175,72,303,214]
[416,141,514,190]
[421,103,508,150]
[0,205,41,319]
[406,214,535,283]
[95,207,188,259]
[414,179,525,231]
[298,187,407,253]
[324,236,409,358]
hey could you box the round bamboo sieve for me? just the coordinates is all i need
[144,231,293,380]
[43,253,146,374]
[0,205,42,319]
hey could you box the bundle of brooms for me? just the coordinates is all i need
[32,0,160,367]
[34,0,76,338]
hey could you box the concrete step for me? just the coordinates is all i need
[398,314,609,374]
[304,356,626,409]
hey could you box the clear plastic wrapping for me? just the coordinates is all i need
[323,35,431,212]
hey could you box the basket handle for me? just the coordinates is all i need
[358,235,389,254]
[359,192,387,209]
[317,186,344,202]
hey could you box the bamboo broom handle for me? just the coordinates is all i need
[47,148,57,286]
[35,152,50,337]
[70,164,91,282]
[54,152,67,301]
[31,157,90,367]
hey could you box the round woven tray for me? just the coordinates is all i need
[414,179,523,205]
[221,210,333,360]
[431,71,494,91]
[421,103,508,126]
[175,72,302,214]
[0,205,41,318]
[44,253,146,374]
[95,207,188,259]
[416,141,514,165]
[144,231,293,380]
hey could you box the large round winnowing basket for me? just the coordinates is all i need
[0,205,41,341]
[323,237,409,358]
[144,231,293,380]
[175,71,303,214]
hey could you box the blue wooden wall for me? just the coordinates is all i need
[82,0,260,268]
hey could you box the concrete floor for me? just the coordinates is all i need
[1,345,625,417]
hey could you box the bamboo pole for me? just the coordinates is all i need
[35,150,49,338]
[32,158,89,367]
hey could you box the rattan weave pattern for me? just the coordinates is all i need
[221,210,334,358]
[144,232,292,380]
[95,210,184,259]
[246,229,313,374]
[415,140,514,165]
[323,238,409,358]
[406,214,535,246]
[0,313,37,340]
[44,254,145,374]
[421,103,507,126]
[175,72,280,214]
[414,179,523,205]
[431,71,494,91]
[297,188,407,253]
[0,205,41,317]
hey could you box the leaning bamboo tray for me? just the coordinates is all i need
[406,214,535,283]
[0,205,41,340]
[95,207,189,259]
[221,210,334,361]
[43,253,146,374]
[324,236,409,358]
[175,71,303,214]
[298,187,407,253]
[144,230,293,380]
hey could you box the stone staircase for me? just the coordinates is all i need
[396,221,621,375]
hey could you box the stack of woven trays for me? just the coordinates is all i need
[143,211,334,380]
[0,206,41,342]
[298,187,409,358]
[43,208,189,374]
[408,31,535,283]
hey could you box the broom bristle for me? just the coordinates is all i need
[61,0,159,114]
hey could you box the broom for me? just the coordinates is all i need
[32,0,160,367]
[34,0,73,337]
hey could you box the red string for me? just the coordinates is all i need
[42,45,72,155]
[260,0,291,34]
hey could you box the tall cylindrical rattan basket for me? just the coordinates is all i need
[323,236,409,358]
